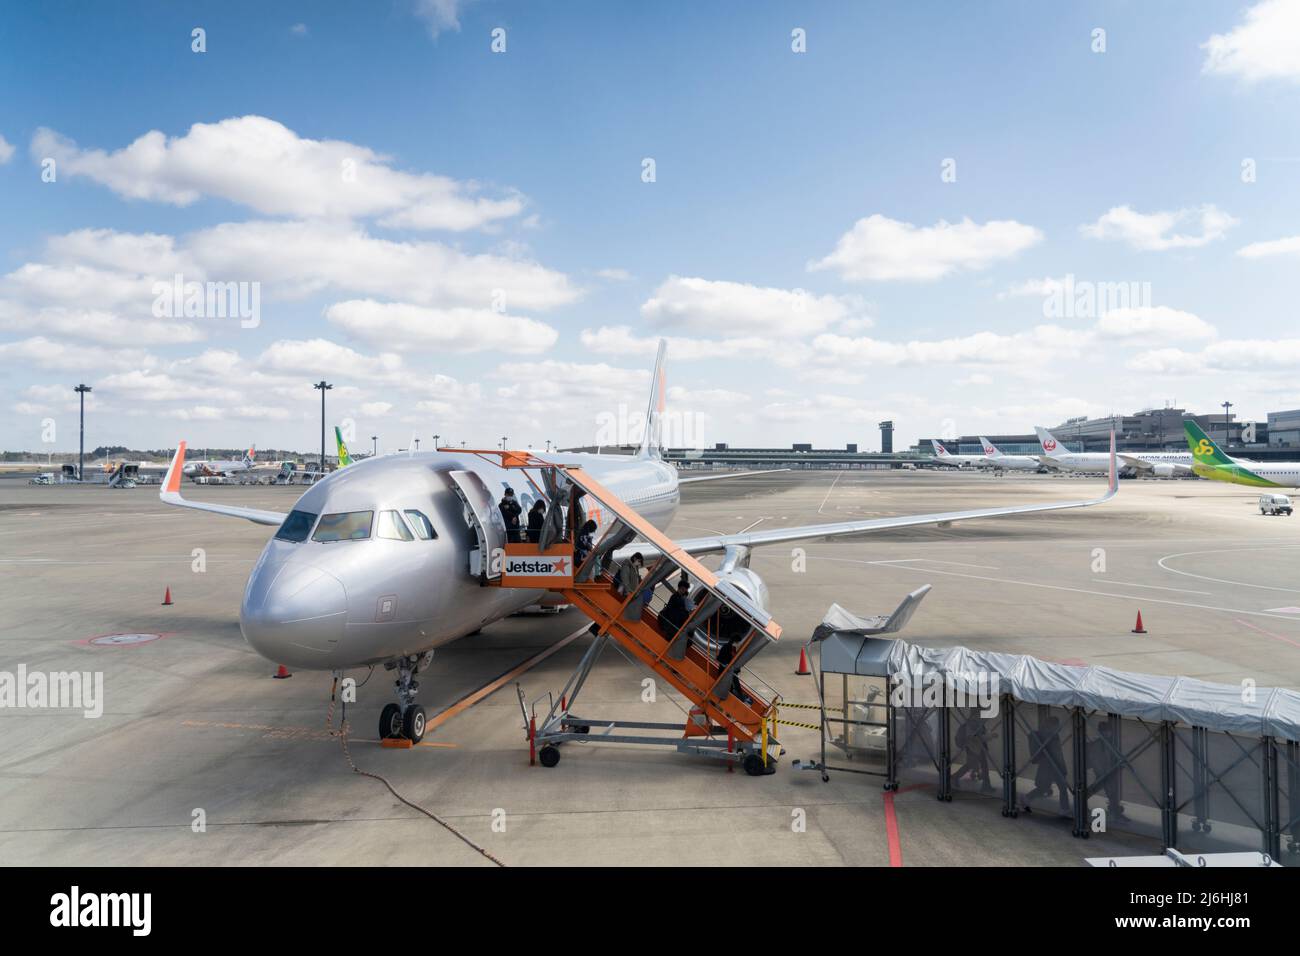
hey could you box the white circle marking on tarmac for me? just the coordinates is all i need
[90,633,163,646]
[1157,546,1300,593]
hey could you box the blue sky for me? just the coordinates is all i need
[1,0,1298,454]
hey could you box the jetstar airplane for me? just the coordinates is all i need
[158,342,1117,741]
[929,440,987,469]
[1185,421,1300,488]
[978,438,1041,472]
[183,445,259,480]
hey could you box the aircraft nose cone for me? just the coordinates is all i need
[240,561,348,668]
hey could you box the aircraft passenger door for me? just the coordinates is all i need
[448,470,506,581]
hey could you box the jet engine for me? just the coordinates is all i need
[1151,463,1177,478]
[712,546,770,614]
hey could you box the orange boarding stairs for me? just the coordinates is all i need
[470,450,784,775]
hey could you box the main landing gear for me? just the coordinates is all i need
[380,651,433,744]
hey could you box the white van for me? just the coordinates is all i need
[1259,494,1293,516]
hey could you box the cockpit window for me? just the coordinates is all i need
[404,509,437,540]
[377,510,414,541]
[312,511,373,542]
[275,510,318,543]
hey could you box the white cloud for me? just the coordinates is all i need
[186,220,578,310]
[809,215,1043,281]
[808,324,1090,368]
[1080,205,1237,251]
[325,300,558,354]
[998,277,1065,300]
[1094,306,1217,343]
[415,0,473,37]
[290,22,308,36]
[32,116,523,230]
[0,134,14,165]
[360,401,393,416]
[0,301,204,346]
[257,338,405,383]
[0,336,158,372]
[1237,235,1300,258]
[596,268,633,281]
[1202,0,1300,83]
[579,325,787,361]
[1130,338,1300,374]
[641,275,868,336]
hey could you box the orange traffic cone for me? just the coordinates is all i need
[1131,611,1147,634]
[161,587,173,606]
[796,645,812,675]
[273,664,292,679]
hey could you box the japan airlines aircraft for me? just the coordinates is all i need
[159,343,1116,740]
[978,438,1040,472]
[1036,426,1193,477]
[183,445,258,479]
[1185,421,1300,488]
[930,440,987,469]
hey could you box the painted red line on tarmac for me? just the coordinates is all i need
[883,783,930,867]
[1235,618,1300,651]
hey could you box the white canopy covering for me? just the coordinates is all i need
[814,607,1300,744]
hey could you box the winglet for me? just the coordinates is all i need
[1107,429,1118,497]
[638,339,667,459]
[163,441,186,498]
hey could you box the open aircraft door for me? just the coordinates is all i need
[448,469,507,581]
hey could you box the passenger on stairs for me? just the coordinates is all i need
[498,487,523,543]
[574,519,598,578]
[658,577,694,637]
[617,552,646,620]
[526,499,546,543]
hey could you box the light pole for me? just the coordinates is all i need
[433,433,440,451]
[545,439,552,453]
[414,438,420,451]
[371,435,378,457]
[1221,400,1234,445]
[74,384,91,481]
[313,381,332,473]
[501,436,508,450]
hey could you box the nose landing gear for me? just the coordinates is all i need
[379,651,433,744]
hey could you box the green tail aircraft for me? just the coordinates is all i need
[1184,420,1300,488]
[335,426,354,468]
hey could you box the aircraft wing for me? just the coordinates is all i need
[1117,454,1151,471]
[637,437,1118,559]
[677,467,789,484]
[159,442,288,527]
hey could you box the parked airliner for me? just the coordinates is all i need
[160,343,1117,741]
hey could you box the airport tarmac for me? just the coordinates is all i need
[1,469,1297,866]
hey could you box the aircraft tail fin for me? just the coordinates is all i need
[1184,420,1234,466]
[638,338,668,459]
[930,439,950,457]
[245,445,256,464]
[1034,426,1067,457]
[979,437,1000,457]
[335,426,353,468]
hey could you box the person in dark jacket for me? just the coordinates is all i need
[498,487,522,543]
[574,519,598,578]
[526,499,546,543]
[658,577,694,637]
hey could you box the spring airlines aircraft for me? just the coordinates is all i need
[159,343,1117,741]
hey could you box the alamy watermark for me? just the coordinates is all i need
[152,274,261,329]
[891,670,1000,717]
[0,665,103,718]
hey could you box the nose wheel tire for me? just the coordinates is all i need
[402,705,427,744]
[538,745,561,767]
[379,703,403,740]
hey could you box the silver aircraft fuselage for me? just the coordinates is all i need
[239,451,680,670]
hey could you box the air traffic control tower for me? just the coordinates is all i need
[878,420,894,454]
